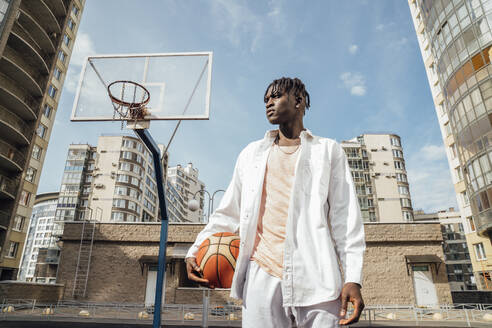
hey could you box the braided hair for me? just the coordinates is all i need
[264,77,311,109]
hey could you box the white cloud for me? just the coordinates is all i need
[406,144,458,213]
[210,0,263,52]
[210,0,288,52]
[420,144,446,161]
[340,72,367,96]
[376,23,385,31]
[348,44,358,54]
[64,32,97,93]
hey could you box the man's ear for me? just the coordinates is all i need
[295,96,303,108]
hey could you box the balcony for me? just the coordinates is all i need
[474,208,492,239]
[0,72,38,120]
[0,139,26,172]
[18,8,56,55]
[0,210,9,230]
[20,0,61,36]
[44,0,68,17]
[0,46,44,97]
[0,105,32,145]
[8,24,50,75]
[0,174,17,200]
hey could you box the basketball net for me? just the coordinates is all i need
[108,80,150,129]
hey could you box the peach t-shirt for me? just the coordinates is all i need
[250,143,300,278]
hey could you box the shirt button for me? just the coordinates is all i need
[240,242,245,247]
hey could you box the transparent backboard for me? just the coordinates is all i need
[71,52,212,121]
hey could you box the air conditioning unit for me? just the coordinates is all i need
[369,161,375,165]
[381,146,387,151]
[94,184,104,189]
[112,163,117,167]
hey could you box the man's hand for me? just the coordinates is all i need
[339,282,364,325]
[185,257,214,289]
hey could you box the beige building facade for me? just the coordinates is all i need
[409,0,492,290]
[167,163,205,223]
[342,134,413,223]
[56,222,451,306]
[0,0,85,281]
[414,209,477,291]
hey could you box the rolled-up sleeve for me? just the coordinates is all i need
[185,150,244,259]
[327,142,366,285]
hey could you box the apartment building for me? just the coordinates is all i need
[167,163,205,223]
[409,0,492,289]
[342,133,414,223]
[414,209,477,291]
[0,0,85,280]
[18,192,59,283]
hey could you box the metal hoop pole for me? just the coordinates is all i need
[134,128,169,328]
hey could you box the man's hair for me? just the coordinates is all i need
[264,77,311,109]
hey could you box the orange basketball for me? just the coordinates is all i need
[195,232,240,288]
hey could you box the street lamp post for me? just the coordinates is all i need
[188,189,225,222]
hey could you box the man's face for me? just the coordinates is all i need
[264,86,300,125]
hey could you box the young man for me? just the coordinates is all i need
[186,77,365,327]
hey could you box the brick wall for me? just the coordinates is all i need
[57,222,452,305]
[0,281,64,303]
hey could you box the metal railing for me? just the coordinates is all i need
[2,300,492,327]
[0,105,33,140]
[0,139,26,169]
[0,174,17,198]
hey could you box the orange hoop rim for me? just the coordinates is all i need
[107,80,150,109]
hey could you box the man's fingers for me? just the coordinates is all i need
[339,300,363,325]
[187,272,209,284]
[339,294,348,317]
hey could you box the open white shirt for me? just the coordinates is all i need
[186,129,365,307]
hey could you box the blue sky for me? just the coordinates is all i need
[39,0,458,213]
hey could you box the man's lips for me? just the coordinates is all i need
[266,109,275,116]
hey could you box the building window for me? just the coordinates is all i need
[53,67,62,80]
[394,161,405,170]
[48,85,57,98]
[392,149,403,158]
[72,5,79,16]
[401,198,412,207]
[43,104,53,118]
[67,18,75,30]
[467,217,476,231]
[13,215,25,231]
[474,243,486,261]
[19,190,31,206]
[390,137,400,147]
[7,242,19,258]
[25,167,36,182]
[396,173,407,182]
[462,190,470,205]
[455,166,463,181]
[32,145,42,160]
[450,143,457,159]
[36,124,47,139]
[398,185,409,195]
[58,50,66,63]
[63,33,71,47]
[402,211,413,221]
[444,122,452,136]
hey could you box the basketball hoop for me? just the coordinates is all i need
[107,80,150,123]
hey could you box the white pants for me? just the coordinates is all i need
[242,261,341,328]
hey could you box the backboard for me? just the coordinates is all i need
[70,52,213,121]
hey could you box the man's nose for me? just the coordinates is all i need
[266,98,274,108]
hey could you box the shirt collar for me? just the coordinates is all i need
[263,128,314,141]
